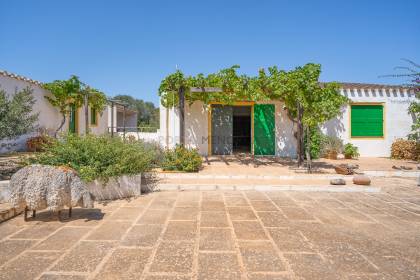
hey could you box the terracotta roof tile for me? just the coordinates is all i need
[0,70,43,86]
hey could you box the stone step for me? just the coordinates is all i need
[0,203,20,223]
[152,170,420,179]
[156,183,380,193]
[157,177,351,186]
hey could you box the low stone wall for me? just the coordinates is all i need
[121,131,160,142]
[0,181,10,203]
[87,175,142,201]
[0,174,142,203]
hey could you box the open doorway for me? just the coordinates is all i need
[233,106,251,153]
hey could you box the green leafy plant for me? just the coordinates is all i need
[0,87,38,140]
[43,75,107,136]
[343,143,360,159]
[408,101,420,141]
[29,134,156,182]
[161,145,202,172]
[304,127,326,159]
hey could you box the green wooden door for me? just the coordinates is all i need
[254,104,275,155]
[69,104,77,134]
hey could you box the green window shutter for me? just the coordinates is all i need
[351,105,383,137]
[90,108,97,125]
[69,104,76,133]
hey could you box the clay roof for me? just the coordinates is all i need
[0,70,43,87]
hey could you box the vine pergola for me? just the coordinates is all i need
[159,64,348,167]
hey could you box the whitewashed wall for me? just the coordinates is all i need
[159,104,180,149]
[122,131,160,142]
[185,101,209,154]
[323,88,416,157]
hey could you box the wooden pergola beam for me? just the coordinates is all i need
[189,87,222,93]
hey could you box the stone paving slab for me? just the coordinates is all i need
[0,177,419,279]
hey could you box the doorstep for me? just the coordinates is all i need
[363,170,420,178]
[153,171,420,179]
[156,183,380,193]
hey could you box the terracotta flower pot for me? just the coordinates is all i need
[328,151,338,160]
[344,154,353,159]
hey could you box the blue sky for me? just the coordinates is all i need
[1,0,419,105]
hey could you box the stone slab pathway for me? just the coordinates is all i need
[0,177,419,279]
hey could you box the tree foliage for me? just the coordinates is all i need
[43,75,107,135]
[0,87,39,140]
[113,94,159,128]
[158,64,347,111]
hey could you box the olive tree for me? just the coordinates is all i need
[0,87,39,140]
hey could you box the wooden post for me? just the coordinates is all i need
[179,86,185,146]
[123,106,126,140]
[84,93,89,135]
[24,207,28,221]
[110,102,114,137]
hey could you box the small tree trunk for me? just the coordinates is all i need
[55,114,66,138]
[178,86,185,147]
[305,126,312,173]
[296,102,304,167]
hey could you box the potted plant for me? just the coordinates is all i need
[322,136,343,160]
[343,143,360,159]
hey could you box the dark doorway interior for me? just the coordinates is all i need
[233,106,251,153]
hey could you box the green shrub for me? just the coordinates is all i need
[162,145,202,172]
[343,143,360,158]
[30,134,156,182]
[139,140,164,166]
[304,127,326,159]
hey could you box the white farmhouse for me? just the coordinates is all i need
[160,83,416,157]
[0,70,137,153]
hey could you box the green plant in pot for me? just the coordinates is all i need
[343,143,360,159]
[322,136,343,160]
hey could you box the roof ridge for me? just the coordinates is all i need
[322,81,411,90]
[0,70,43,87]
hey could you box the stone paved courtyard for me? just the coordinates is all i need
[0,178,419,279]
